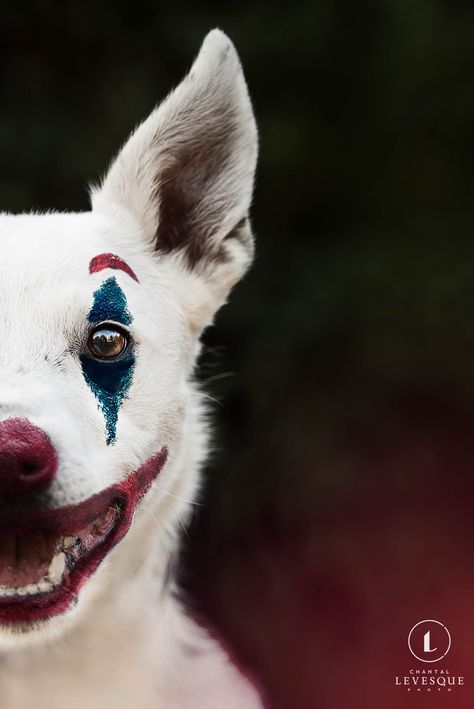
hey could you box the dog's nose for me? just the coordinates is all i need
[0,418,58,500]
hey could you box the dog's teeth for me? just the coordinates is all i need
[63,536,77,549]
[48,552,66,585]
[0,584,42,597]
[38,579,53,593]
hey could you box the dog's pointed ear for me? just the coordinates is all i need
[91,29,257,306]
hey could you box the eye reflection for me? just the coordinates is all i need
[87,326,128,360]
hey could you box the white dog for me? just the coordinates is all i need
[0,30,263,708]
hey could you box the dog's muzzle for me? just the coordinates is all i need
[0,431,167,626]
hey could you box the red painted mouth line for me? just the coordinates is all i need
[0,447,167,625]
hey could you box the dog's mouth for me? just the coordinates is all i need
[0,447,167,626]
[0,504,120,598]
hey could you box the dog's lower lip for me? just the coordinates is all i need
[0,447,167,625]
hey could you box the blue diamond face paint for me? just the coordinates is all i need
[81,277,135,445]
[87,276,132,326]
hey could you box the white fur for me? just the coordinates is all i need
[0,30,263,708]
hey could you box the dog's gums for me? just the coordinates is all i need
[0,447,167,625]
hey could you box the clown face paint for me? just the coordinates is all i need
[80,277,135,444]
[89,253,139,283]
[87,276,132,326]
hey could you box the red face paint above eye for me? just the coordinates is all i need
[89,254,139,283]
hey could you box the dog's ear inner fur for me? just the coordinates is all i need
[91,29,258,292]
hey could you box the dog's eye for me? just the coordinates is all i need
[87,326,129,360]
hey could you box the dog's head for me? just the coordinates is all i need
[0,29,257,645]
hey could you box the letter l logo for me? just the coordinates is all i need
[424,631,437,653]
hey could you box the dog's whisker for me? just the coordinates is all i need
[200,393,224,407]
[162,492,205,508]
[201,371,236,385]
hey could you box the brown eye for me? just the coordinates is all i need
[87,326,129,360]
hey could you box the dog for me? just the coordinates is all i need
[0,30,263,708]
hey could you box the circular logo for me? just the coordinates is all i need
[408,620,451,663]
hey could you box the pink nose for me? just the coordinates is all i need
[0,418,58,500]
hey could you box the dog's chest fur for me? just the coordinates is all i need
[1,597,261,708]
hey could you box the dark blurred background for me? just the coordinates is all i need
[1,3,474,708]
